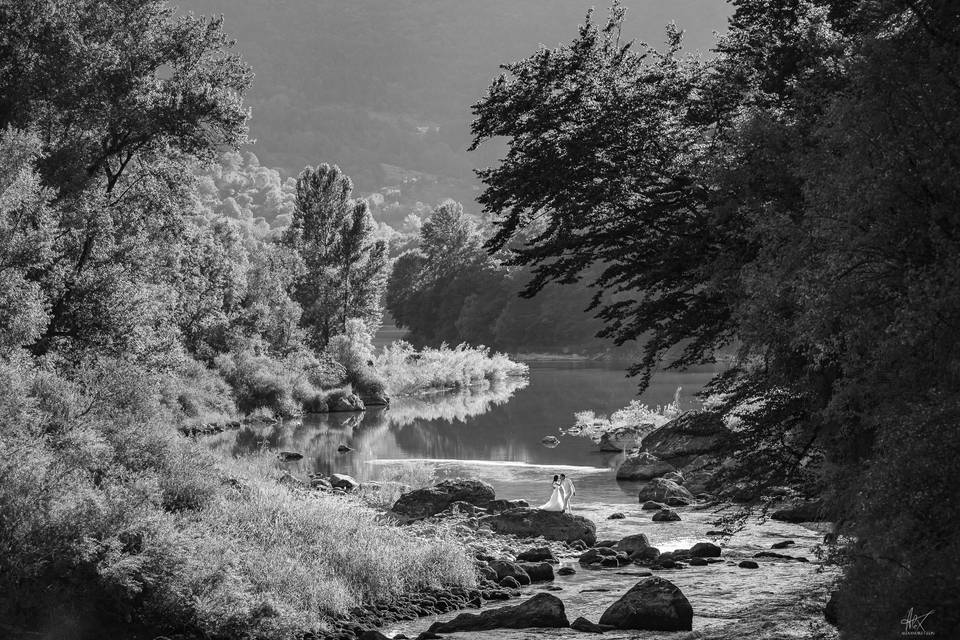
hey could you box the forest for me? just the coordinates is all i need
[1,0,957,639]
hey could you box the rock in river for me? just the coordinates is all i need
[541,435,560,448]
[479,508,597,546]
[616,452,675,481]
[599,577,693,631]
[392,479,496,519]
[428,593,569,633]
[652,509,681,522]
[276,451,303,461]
[640,411,732,460]
[689,542,721,558]
[615,533,651,555]
[637,478,694,504]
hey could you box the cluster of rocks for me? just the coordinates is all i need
[423,575,694,635]
[390,479,597,545]
[615,411,732,496]
[577,534,723,571]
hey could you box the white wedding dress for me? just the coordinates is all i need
[539,482,565,511]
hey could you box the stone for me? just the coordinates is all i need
[662,471,684,484]
[428,593,568,633]
[640,411,731,460]
[598,577,693,631]
[479,508,597,546]
[652,509,681,522]
[738,560,759,569]
[309,477,332,491]
[615,452,675,481]
[329,392,366,412]
[336,444,353,452]
[615,534,651,555]
[597,432,630,452]
[772,540,796,549]
[569,540,589,551]
[637,478,695,504]
[392,479,496,519]
[329,473,360,491]
[689,542,721,558]
[607,512,625,520]
[641,501,663,511]
[754,551,807,562]
[485,498,530,513]
[441,500,484,516]
[358,631,391,640]
[664,495,692,507]
[489,560,531,585]
[541,435,560,447]
[416,632,444,640]
[499,576,521,589]
[688,557,708,566]
[516,547,558,563]
[519,562,555,582]
[630,547,660,563]
[360,391,390,407]
[771,500,824,523]
[277,451,303,461]
[557,566,576,576]
[570,616,605,633]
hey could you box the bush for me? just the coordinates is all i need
[326,318,387,396]
[374,341,528,396]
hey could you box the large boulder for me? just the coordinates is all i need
[485,498,530,514]
[637,478,695,504]
[516,547,558,563]
[392,479,496,519]
[689,542,721,558]
[328,392,365,412]
[479,508,597,546]
[519,561,555,582]
[329,473,360,491]
[488,560,531,586]
[640,411,731,461]
[615,533,652,555]
[598,577,693,631]
[615,452,676,481]
[428,593,568,633]
[771,499,824,523]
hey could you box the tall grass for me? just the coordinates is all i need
[375,341,529,396]
[0,355,474,638]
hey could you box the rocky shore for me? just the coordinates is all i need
[283,467,832,640]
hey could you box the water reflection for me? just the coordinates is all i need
[209,364,715,504]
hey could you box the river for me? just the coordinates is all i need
[210,362,838,639]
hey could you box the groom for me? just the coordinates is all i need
[560,473,576,512]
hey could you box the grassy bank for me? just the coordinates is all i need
[0,355,473,639]
[375,341,529,396]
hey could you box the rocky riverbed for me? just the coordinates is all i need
[385,497,838,640]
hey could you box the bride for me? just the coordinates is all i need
[538,474,565,511]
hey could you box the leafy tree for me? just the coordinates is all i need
[0,0,252,355]
[0,128,56,353]
[283,164,388,348]
[471,1,960,635]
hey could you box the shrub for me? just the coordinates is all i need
[374,341,529,396]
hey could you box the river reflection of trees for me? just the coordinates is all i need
[205,377,531,479]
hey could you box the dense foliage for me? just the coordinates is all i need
[0,1,473,636]
[471,1,960,636]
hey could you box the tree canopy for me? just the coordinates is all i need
[471,0,960,635]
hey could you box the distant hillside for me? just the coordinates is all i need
[177,0,730,195]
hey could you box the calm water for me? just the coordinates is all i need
[209,363,715,504]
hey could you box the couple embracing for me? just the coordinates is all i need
[538,473,576,512]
